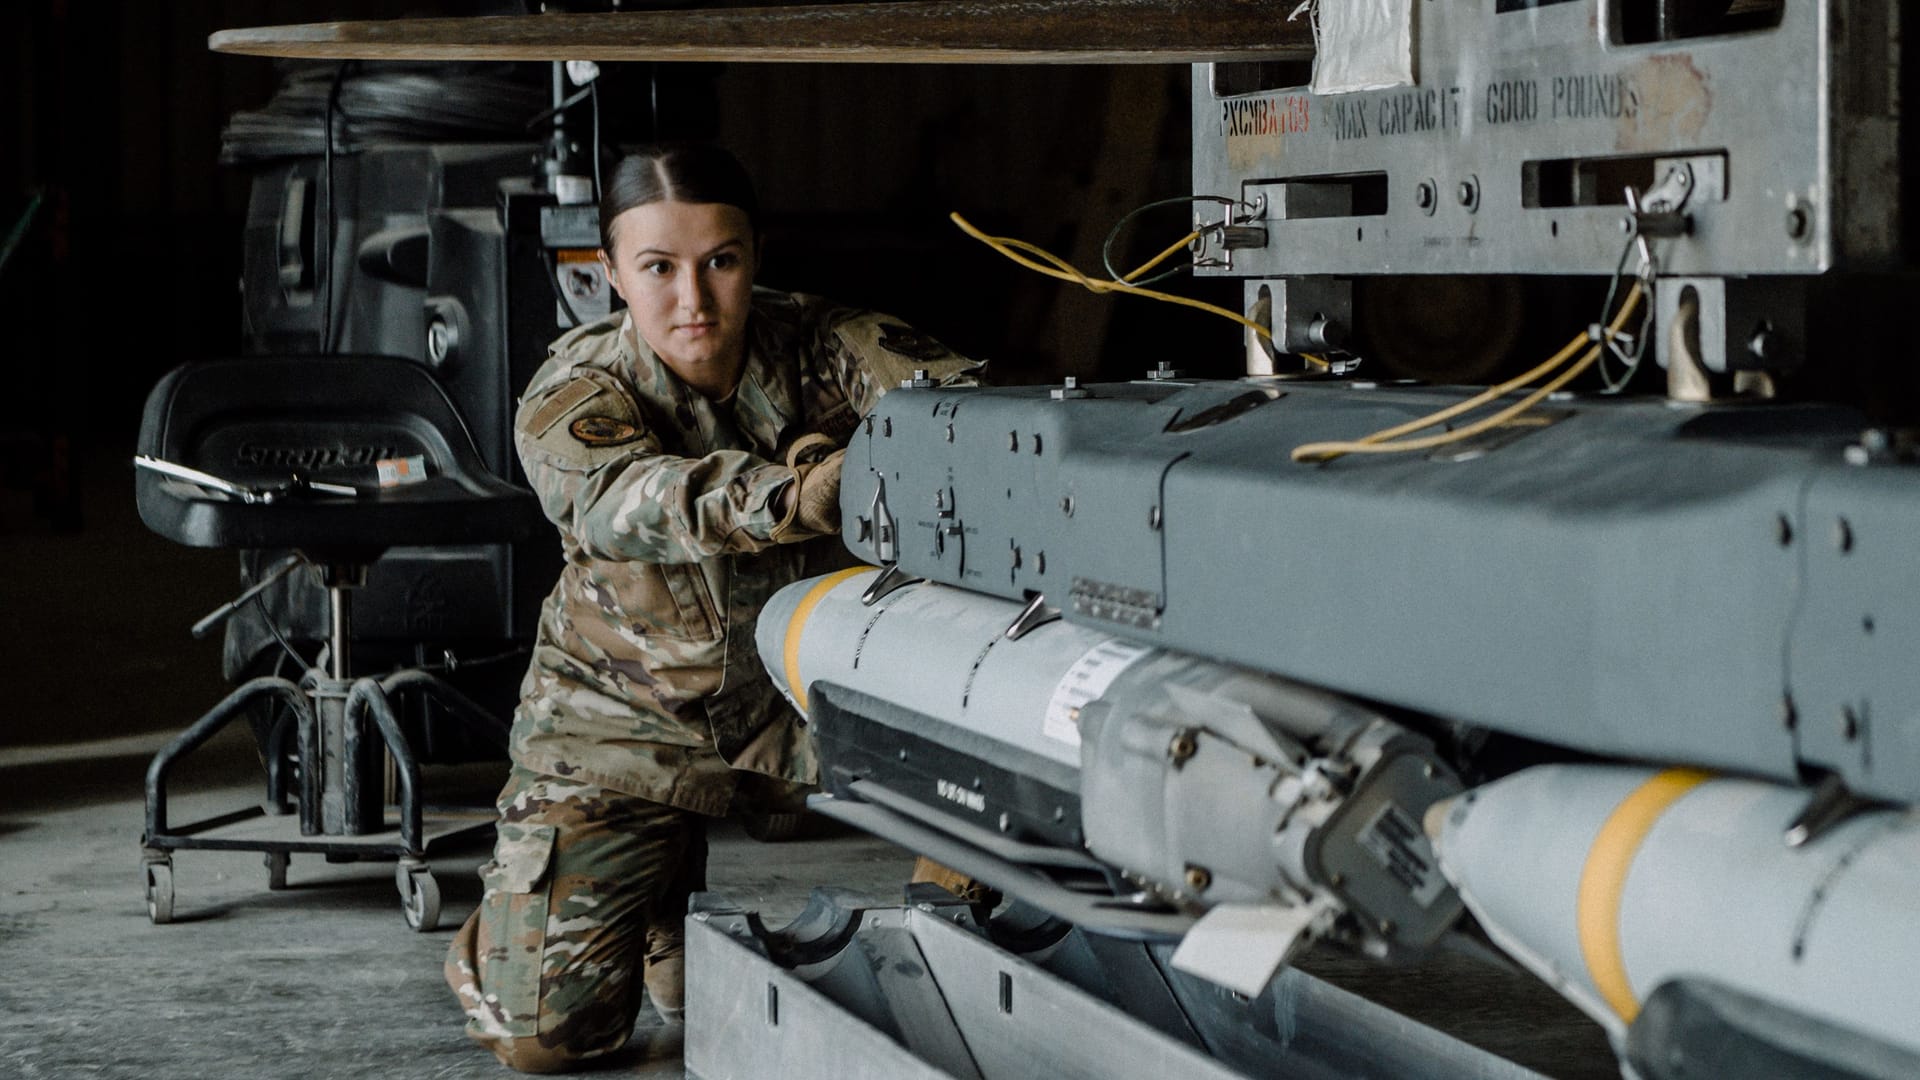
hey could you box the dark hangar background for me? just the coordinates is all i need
[0,0,1226,762]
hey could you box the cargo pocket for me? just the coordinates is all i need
[475,822,558,1037]
[661,563,723,641]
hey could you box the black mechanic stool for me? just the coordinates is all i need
[134,355,547,930]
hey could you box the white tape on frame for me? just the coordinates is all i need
[1312,0,1417,95]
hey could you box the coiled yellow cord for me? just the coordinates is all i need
[950,211,1330,369]
[1289,282,1646,464]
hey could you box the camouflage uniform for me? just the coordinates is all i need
[447,288,979,1072]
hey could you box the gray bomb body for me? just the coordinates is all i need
[1429,764,1920,1059]
[757,569,1464,979]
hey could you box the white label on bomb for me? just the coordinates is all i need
[1043,640,1157,747]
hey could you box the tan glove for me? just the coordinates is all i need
[790,449,844,535]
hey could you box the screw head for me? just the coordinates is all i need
[1184,865,1212,892]
[1786,205,1811,241]
[1168,732,1198,762]
[1416,181,1435,209]
[426,319,454,365]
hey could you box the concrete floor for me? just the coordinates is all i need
[0,734,1619,1080]
[0,731,918,1080]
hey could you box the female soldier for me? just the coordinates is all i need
[445,143,979,1072]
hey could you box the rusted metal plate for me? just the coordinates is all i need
[209,0,1314,64]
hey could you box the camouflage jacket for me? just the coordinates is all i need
[510,289,981,815]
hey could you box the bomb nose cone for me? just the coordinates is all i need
[755,567,881,716]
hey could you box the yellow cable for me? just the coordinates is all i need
[1345,330,1592,446]
[1124,228,1204,283]
[1290,282,1645,464]
[951,212,1330,370]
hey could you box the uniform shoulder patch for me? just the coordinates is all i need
[519,368,641,440]
[569,415,643,447]
[522,379,607,437]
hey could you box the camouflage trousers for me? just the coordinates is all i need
[445,765,707,1073]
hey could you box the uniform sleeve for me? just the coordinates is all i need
[514,369,811,565]
[822,310,985,418]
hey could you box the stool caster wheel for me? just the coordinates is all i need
[144,855,175,925]
[397,859,441,932]
[266,851,289,890]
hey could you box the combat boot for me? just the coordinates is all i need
[643,952,685,1026]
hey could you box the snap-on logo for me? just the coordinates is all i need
[235,443,399,469]
[935,779,985,813]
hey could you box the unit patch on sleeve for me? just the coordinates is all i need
[569,415,643,447]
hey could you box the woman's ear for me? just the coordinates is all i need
[598,248,624,303]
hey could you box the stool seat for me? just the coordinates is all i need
[137,355,548,552]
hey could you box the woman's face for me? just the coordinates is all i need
[601,199,757,394]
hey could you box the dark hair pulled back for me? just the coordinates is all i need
[598,143,760,252]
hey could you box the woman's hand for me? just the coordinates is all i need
[780,450,844,536]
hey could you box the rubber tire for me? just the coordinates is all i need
[145,860,175,925]
[399,866,441,932]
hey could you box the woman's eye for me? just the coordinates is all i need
[644,261,672,276]
[708,252,739,270]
